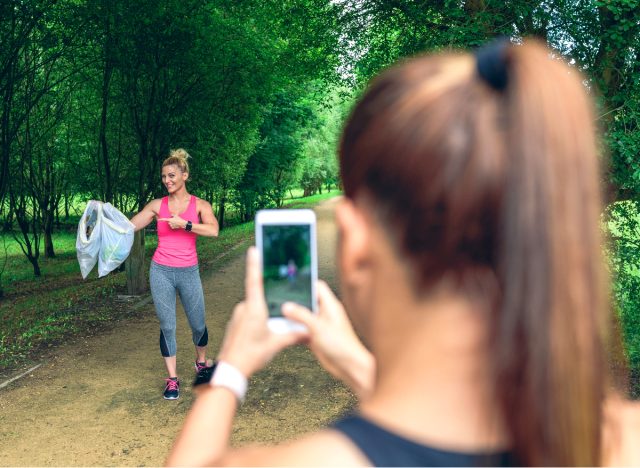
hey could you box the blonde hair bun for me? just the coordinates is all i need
[163,148,191,174]
[170,148,190,161]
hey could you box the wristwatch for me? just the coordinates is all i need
[193,361,248,403]
[185,220,193,232]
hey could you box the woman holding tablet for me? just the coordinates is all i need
[167,40,640,465]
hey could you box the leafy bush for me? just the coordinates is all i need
[607,200,640,398]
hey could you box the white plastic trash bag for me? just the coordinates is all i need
[98,203,135,277]
[76,200,104,279]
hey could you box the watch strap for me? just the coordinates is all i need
[210,361,248,403]
[185,220,193,232]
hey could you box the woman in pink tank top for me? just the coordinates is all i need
[130,148,219,400]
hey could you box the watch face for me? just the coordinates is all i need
[193,363,217,387]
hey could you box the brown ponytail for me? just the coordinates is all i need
[494,41,606,465]
[339,39,608,465]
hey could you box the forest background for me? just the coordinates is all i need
[0,0,639,397]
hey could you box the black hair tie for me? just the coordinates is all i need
[475,37,510,91]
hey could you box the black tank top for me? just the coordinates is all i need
[332,415,517,467]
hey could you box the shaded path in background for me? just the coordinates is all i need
[0,197,354,466]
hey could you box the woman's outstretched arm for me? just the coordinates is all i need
[130,199,160,232]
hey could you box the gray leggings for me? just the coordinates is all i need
[150,261,208,357]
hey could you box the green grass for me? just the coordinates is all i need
[0,192,339,372]
[283,189,342,207]
[0,233,80,294]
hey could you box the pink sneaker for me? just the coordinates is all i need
[163,378,179,400]
[195,360,214,373]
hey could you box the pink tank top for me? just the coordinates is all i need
[152,195,199,267]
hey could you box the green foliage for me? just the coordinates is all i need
[0,232,78,294]
[298,88,349,196]
[606,85,640,200]
[234,90,317,220]
[607,201,640,397]
[0,0,345,291]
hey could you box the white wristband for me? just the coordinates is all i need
[210,361,248,403]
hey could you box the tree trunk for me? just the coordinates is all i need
[99,59,113,203]
[126,229,147,295]
[44,222,55,258]
[0,68,14,204]
[30,256,41,277]
[0,14,16,205]
[217,194,226,230]
[43,153,56,258]
[13,206,42,279]
[64,193,70,220]
[42,184,57,258]
[3,195,14,230]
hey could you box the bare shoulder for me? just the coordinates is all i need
[602,395,640,466]
[196,197,213,211]
[222,428,370,466]
[145,198,162,214]
[196,198,216,221]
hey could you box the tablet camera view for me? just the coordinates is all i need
[262,224,313,317]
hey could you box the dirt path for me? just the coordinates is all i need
[0,198,354,466]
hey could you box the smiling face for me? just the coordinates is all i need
[161,164,188,194]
